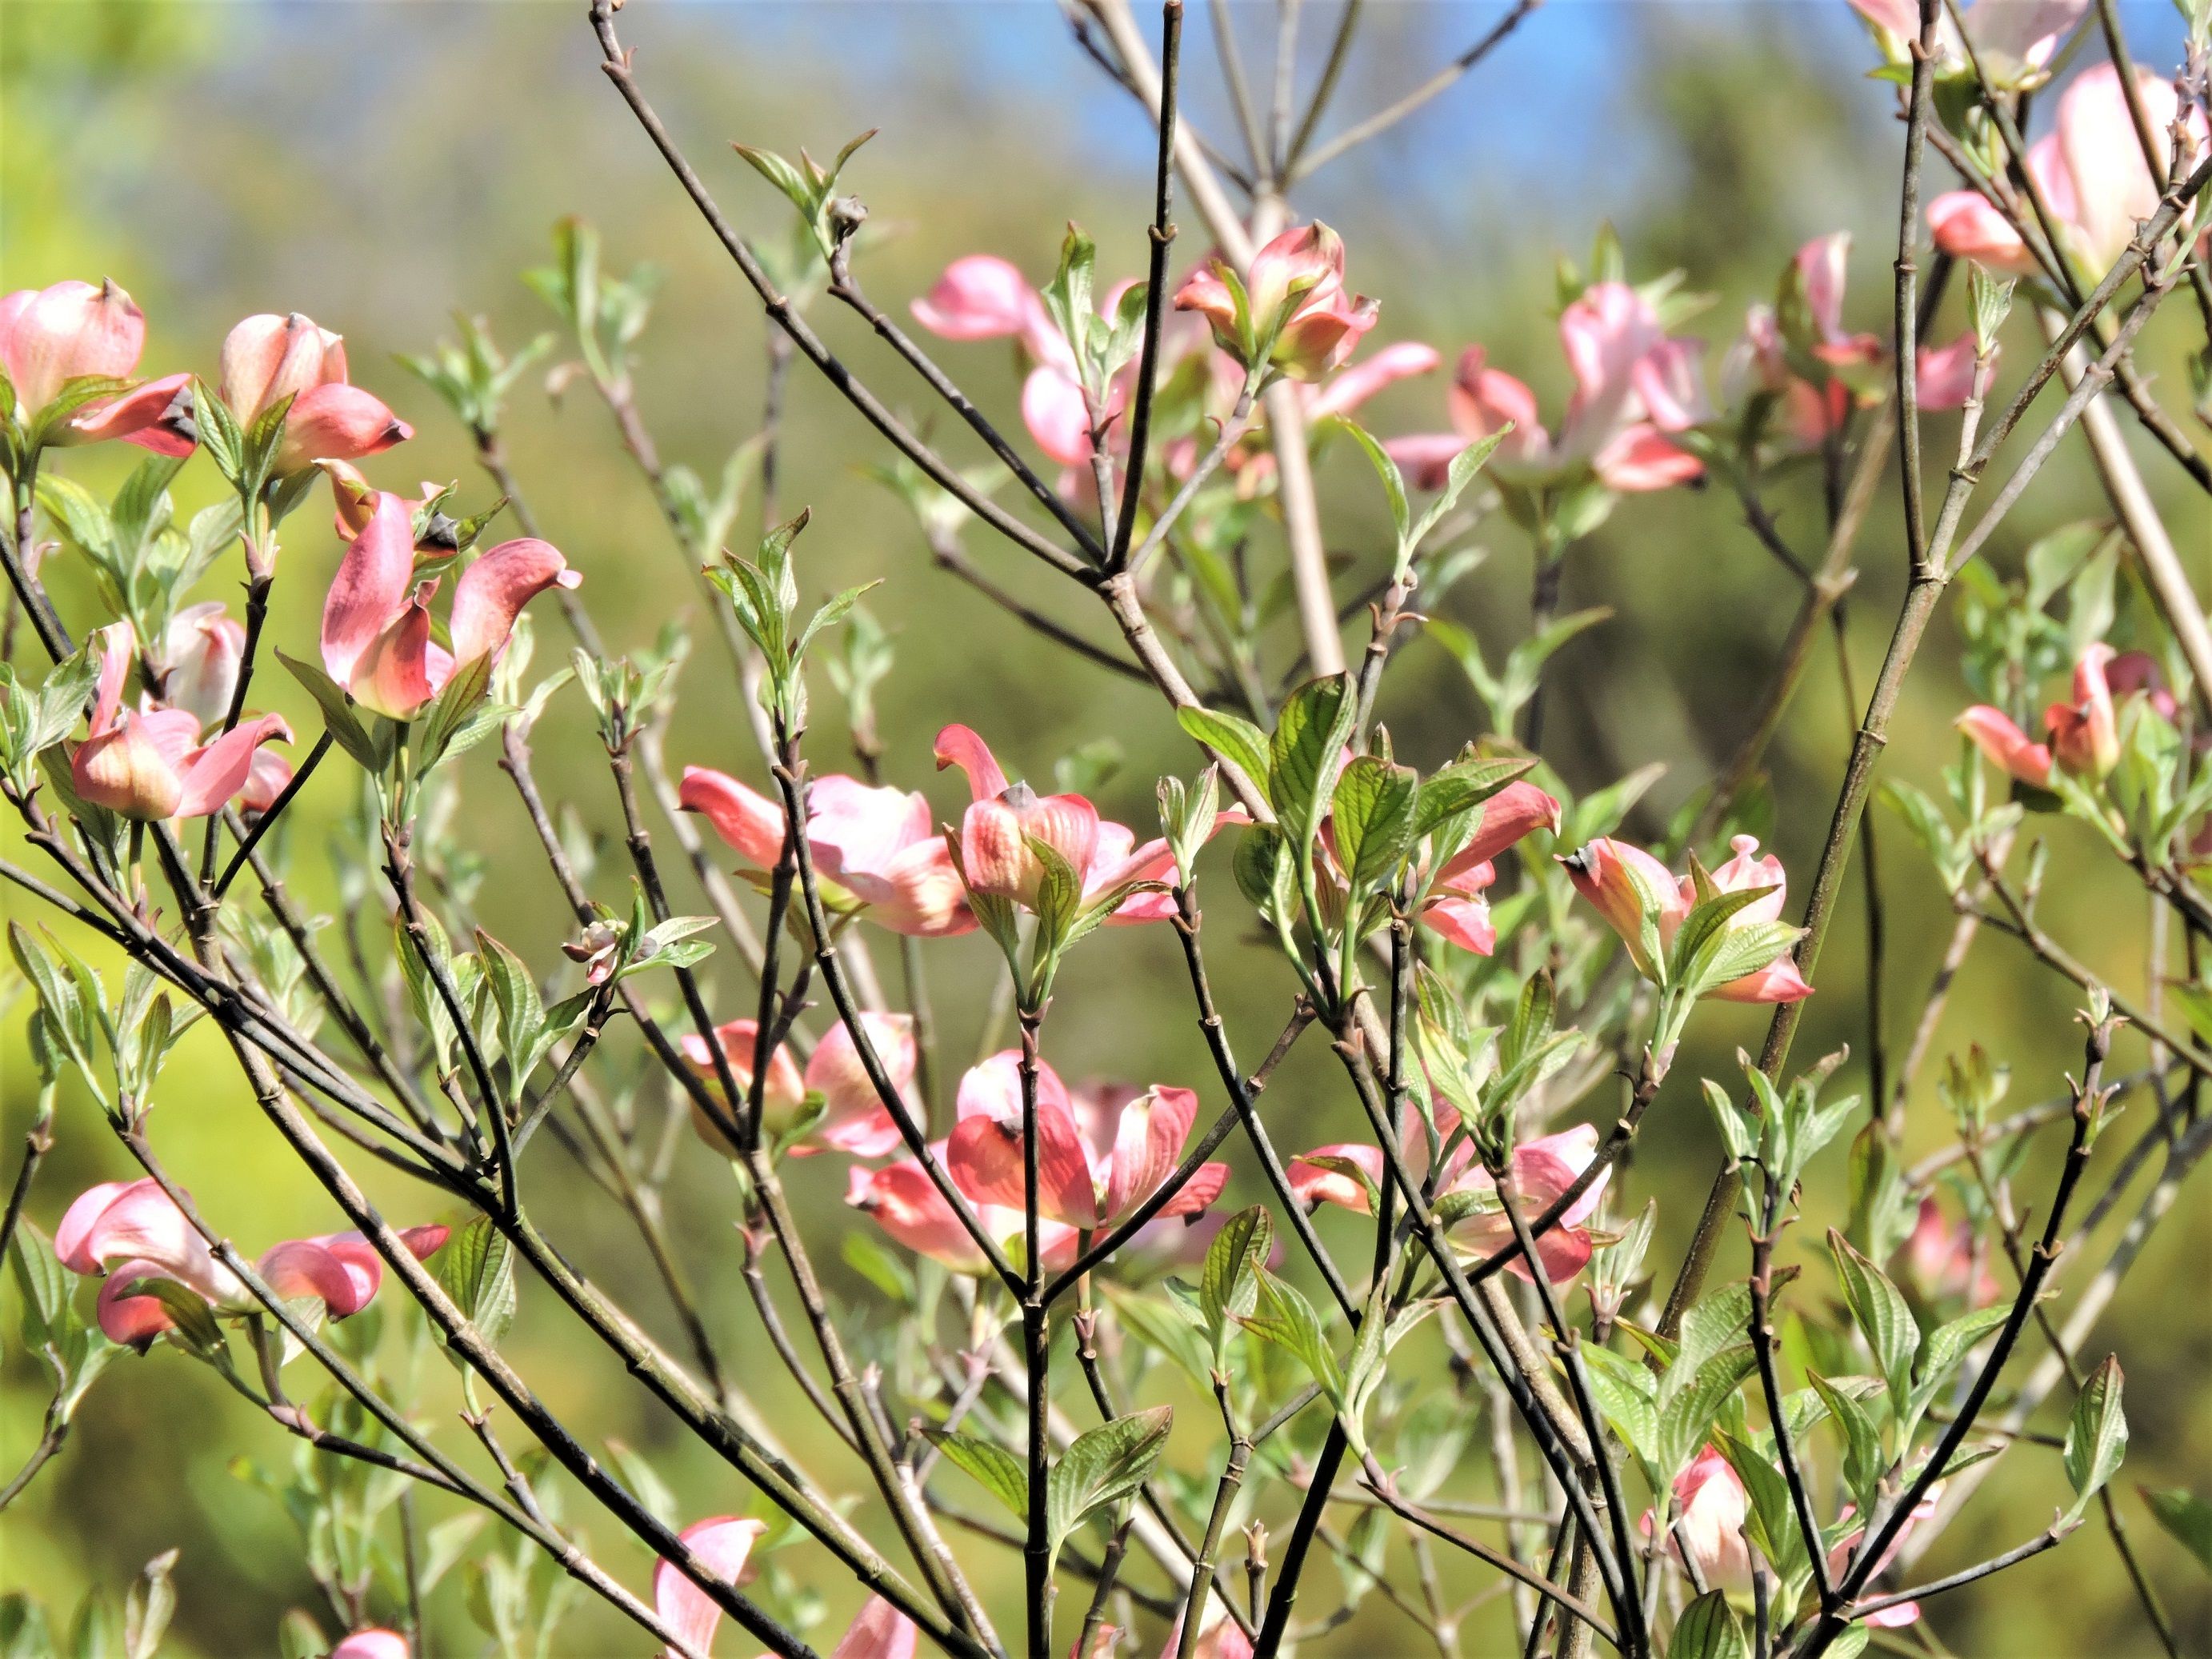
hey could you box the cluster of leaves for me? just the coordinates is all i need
[35,455,238,654]
[0,1548,174,1659]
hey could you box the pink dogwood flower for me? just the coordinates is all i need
[219,311,412,474]
[1645,1446,1755,1594]
[138,605,292,811]
[1827,1496,1942,1627]
[1722,234,1984,448]
[910,254,1132,469]
[1156,1615,1254,1659]
[57,1178,445,1349]
[1290,1120,1609,1284]
[152,602,246,729]
[329,1633,411,1659]
[846,1149,1079,1276]
[2045,642,2119,780]
[70,622,291,822]
[1899,1197,2003,1309]
[1,278,145,412]
[1927,66,2208,278]
[1223,340,1445,493]
[1305,341,1442,422]
[1441,1124,1613,1283]
[652,1515,766,1659]
[1562,835,1813,1002]
[320,490,576,721]
[826,1597,918,1659]
[937,724,1212,922]
[682,1012,916,1157]
[682,766,974,937]
[1174,222,1378,382]
[1418,780,1562,954]
[946,1051,1228,1229]
[1311,776,1557,956]
[1960,645,2129,789]
[1956,704,2055,787]
[0,278,194,454]
[1387,283,1705,494]
[2104,650,2178,722]
[1847,0,2089,87]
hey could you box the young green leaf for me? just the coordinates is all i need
[1045,1405,1173,1563]
[1198,1205,1272,1361]
[925,1429,1029,1519]
[2138,1485,2212,1576]
[1176,706,1272,802]
[1670,1591,1749,1659]
[2062,1356,2128,1517]
[1270,674,1356,853]
[433,1217,518,1354]
[1331,756,1419,896]
[1828,1229,1919,1409]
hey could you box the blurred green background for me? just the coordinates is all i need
[2,2,2207,1653]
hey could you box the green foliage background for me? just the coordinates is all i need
[2,2,2206,1653]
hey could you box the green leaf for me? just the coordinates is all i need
[1240,1270,1342,1405]
[731,142,817,221]
[474,929,547,1097]
[1042,225,1100,385]
[10,1222,70,1350]
[1411,754,1537,837]
[1331,756,1419,897]
[1269,674,1357,853]
[1176,706,1272,802]
[1716,1431,1810,1589]
[1499,606,1611,722]
[1046,1405,1173,1562]
[1656,1345,1757,1478]
[2062,1355,2127,1517]
[2138,1485,2212,1575]
[1426,618,1502,725]
[1198,1206,1272,1361]
[1702,1078,1759,1163]
[275,649,382,772]
[926,1429,1029,1518]
[414,651,498,778]
[1670,1590,1748,1659]
[1686,919,1804,1000]
[1809,1370,1884,1519]
[1829,1229,1919,1411]
[433,1217,518,1354]
[604,1439,679,1532]
[1329,418,1410,547]
[6,923,102,1093]
[1906,1302,2011,1436]
[1667,877,1783,992]
[1404,428,1510,559]
[275,1609,326,1659]
[1671,1281,1758,1391]
[1,1593,55,1659]
[1030,834,1086,957]
[1580,1344,1660,1466]
[122,1549,178,1659]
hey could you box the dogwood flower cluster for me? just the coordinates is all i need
[1720,233,1989,449]
[1956,642,2160,788]
[1648,1448,1938,1629]
[1,286,412,469]
[1290,1112,1612,1284]
[1562,834,1815,1003]
[55,1178,447,1349]
[846,1049,1227,1273]
[69,619,294,822]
